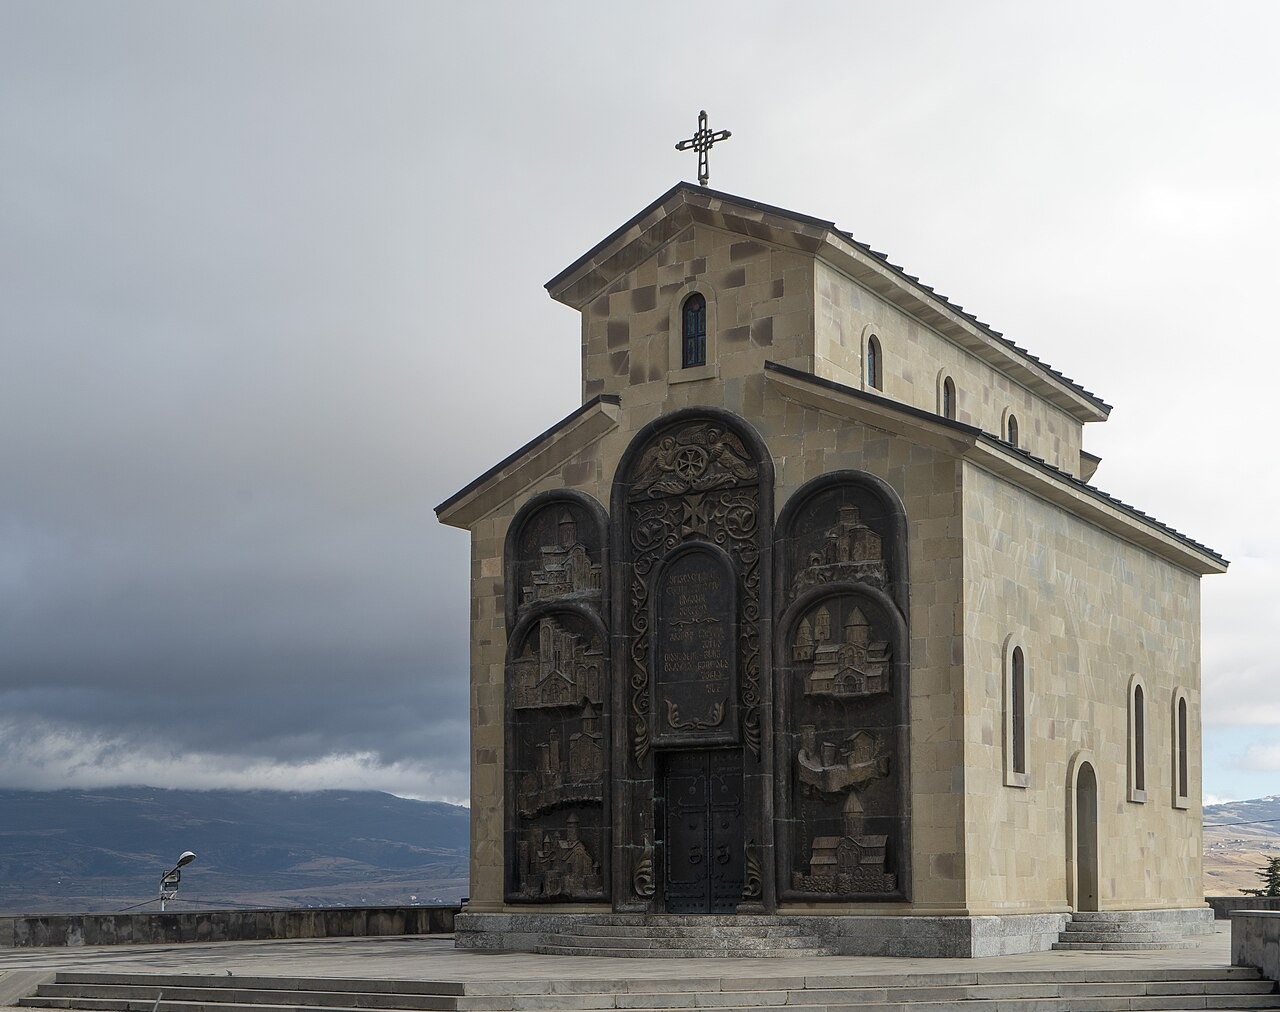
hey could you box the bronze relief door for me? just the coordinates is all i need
[661,750,744,913]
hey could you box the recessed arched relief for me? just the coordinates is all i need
[611,406,774,913]
[504,602,610,903]
[774,470,911,903]
[504,490,608,632]
[502,485,611,906]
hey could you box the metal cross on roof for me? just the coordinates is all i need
[675,110,731,188]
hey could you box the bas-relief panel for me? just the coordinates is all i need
[503,492,610,904]
[775,474,911,902]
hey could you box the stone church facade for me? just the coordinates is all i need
[435,183,1226,956]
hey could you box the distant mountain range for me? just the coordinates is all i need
[2,788,1274,914]
[0,788,469,914]
[1203,795,1280,895]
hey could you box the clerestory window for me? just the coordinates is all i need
[942,376,956,420]
[1007,413,1020,448]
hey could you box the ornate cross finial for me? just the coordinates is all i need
[675,110,731,187]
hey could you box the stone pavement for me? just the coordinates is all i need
[0,922,1235,987]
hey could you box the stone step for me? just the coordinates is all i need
[549,923,825,939]
[22,969,1277,1012]
[530,930,823,947]
[1051,940,1198,951]
[26,985,456,1011]
[1058,931,1189,944]
[529,943,838,958]
[49,976,465,997]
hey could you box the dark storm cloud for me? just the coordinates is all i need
[1,1,1278,802]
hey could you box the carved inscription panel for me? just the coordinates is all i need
[653,547,737,745]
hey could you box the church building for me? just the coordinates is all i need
[435,181,1227,956]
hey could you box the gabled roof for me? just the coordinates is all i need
[547,183,1112,425]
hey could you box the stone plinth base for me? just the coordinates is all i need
[454,911,1073,958]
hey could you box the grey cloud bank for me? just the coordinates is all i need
[1,1,1276,803]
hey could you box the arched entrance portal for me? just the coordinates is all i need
[1069,755,1099,911]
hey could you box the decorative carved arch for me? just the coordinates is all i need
[609,406,774,912]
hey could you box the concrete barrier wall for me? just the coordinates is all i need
[1207,896,1280,920]
[0,904,459,948]
[1232,911,1280,983]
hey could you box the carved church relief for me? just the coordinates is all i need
[792,599,891,699]
[513,813,605,901]
[510,615,603,710]
[504,491,611,904]
[792,504,888,595]
[775,471,910,903]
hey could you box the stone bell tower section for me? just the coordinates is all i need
[503,490,610,903]
[775,471,911,903]
[611,408,774,912]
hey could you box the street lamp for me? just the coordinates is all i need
[159,851,196,911]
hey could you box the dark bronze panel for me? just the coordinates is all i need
[774,471,912,904]
[611,408,774,912]
[661,750,744,914]
[652,545,737,747]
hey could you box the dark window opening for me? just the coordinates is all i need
[1007,414,1019,447]
[942,376,956,420]
[1134,684,1146,793]
[681,293,706,368]
[867,335,882,390]
[1178,697,1189,799]
[1011,646,1026,775]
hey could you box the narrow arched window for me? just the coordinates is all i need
[1134,685,1145,792]
[681,293,706,368]
[942,376,956,420]
[1007,414,1019,447]
[1004,640,1029,787]
[1177,695,1189,806]
[866,335,882,390]
[1128,675,1147,802]
[1011,647,1026,775]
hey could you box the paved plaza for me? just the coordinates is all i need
[0,922,1234,988]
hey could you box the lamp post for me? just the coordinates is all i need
[159,851,196,911]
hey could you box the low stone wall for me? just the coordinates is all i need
[0,904,458,948]
[1232,911,1280,983]
[1208,895,1280,920]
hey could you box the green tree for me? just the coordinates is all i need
[1240,855,1280,897]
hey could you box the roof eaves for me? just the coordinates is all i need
[434,394,621,520]
[975,432,1227,567]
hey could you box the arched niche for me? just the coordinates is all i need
[503,601,610,904]
[610,406,774,912]
[773,470,911,903]
[504,489,609,633]
[774,583,910,902]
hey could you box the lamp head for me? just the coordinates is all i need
[175,851,196,868]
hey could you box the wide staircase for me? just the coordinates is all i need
[16,967,1280,1012]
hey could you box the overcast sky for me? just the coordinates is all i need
[1,1,1276,807]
